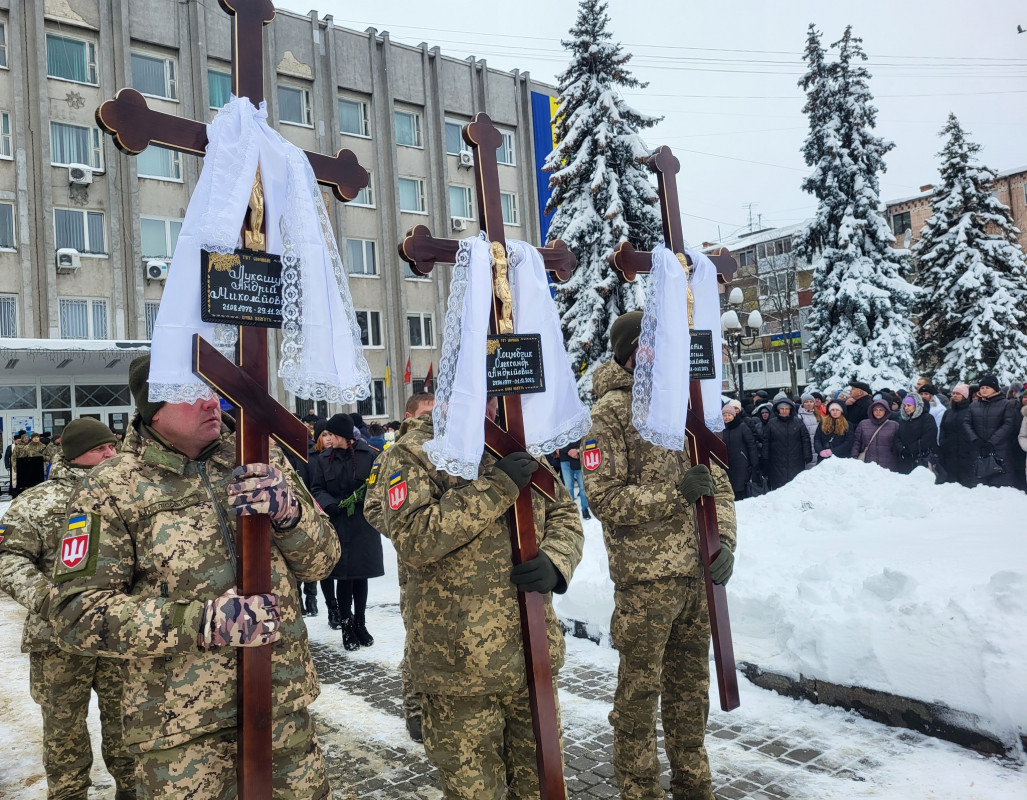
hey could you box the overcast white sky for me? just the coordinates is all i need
[279,0,1027,246]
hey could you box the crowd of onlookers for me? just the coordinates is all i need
[721,375,1027,499]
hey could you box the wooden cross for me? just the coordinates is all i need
[399,112,575,800]
[609,145,741,713]
[95,2,370,797]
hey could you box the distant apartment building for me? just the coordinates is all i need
[0,0,558,443]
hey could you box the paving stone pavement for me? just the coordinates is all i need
[305,602,934,800]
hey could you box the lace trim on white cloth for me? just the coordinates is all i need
[687,247,726,435]
[423,237,481,479]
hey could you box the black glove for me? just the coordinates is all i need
[709,546,734,585]
[677,464,716,504]
[511,551,562,593]
[494,452,539,489]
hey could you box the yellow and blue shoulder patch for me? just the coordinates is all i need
[387,470,407,510]
[368,461,381,486]
[582,439,602,471]
[0,523,7,547]
[54,513,100,581]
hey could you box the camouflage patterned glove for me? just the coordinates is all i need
[227,463,301,530]
[198,588,282,649]
[676,464,716,504]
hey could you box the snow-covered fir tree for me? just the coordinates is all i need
[544,0,662,400]
[794,26,917,391]
[914,114,1027,384]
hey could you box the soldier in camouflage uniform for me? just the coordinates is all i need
[13,431,49,493]
[364,402,584,800]
[0,418,135,800]
[583,311,737,800]
[49,356,341,800]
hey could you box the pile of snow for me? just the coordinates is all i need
[556,457,1027,751]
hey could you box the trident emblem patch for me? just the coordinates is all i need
[582,440,602,471]
[61,514,91,570]
[387,471,407,510]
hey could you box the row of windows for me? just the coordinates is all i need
[355,310,434,349]
[740,349,806,374]
[349,174,519,223]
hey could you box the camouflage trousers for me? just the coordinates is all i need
[134,708,330,800]
[422,685,562,800]
[29,648,135,800]
[609,576,713,800]
[398,584,421,724]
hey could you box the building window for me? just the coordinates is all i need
[758,271,796,298]
[45,33,97,85]
[0,385,36,409]
[145,301,160,339]
[0,111,10,158]
[407,312,434,348]
[351,173,374,207]
[75,384,130,407]
[54,209,105,255]
[398,178,426,213]
[0,295,16,337]
[339,97,370,137]
[737,250,755,268]
[0,22,7,69]
[0,202,14,249]
[355,310,382,348]
[208,68,231,109]
[131,52,177,100]
[742,354,764,374]
[50,122,102,169]
[497,131,515,165]
[140,216,182,258]
[59,298,108,340]
[346,238,377,276]
[757,239,792,259]
[394,109,422,148]
[444,119,468,155]
[278,85,312,126]
[501,192,519,226]
[891,211,911,237]
[357,379,387,418]
[449,185,473,219]
[136,145,182,181]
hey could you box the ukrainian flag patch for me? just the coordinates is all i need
[67,514,88,531]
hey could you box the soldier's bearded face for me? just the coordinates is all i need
[151,396,223,456]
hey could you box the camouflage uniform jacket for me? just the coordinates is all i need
[364,415,583,696]
[49,415,340,754]
[583,360,737,587]
[0,455,93,652]
[12,440,48,472]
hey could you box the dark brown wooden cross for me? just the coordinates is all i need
[399,112,575,799]
[95,2,370,797]
[609,145,741,713]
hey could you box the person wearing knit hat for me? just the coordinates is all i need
[917,383,946,440]
[938,384,975,487]
[978,374,1001,393]
[325,413,355,441]
[128,355,166,425]
[0,418,133,799]
[610,309,644,367]
[965,373,1019,488]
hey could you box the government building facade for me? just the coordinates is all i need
[0,0,559,450]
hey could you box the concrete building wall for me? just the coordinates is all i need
[0,0,557,424]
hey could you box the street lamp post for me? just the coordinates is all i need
[720,287,763,400]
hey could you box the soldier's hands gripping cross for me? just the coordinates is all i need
[198,587,282,649]
[676,464,735,585]
[227,463,302,530]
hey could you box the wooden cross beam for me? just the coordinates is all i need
[399,112,574,800]
[609,145,741,713]
[95,1,370,797]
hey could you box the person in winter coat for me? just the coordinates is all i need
[938,383,975,487]
[1018,402,1027,490]
[813,400,854,463]
[851,399,900,471]
[797,394,821,469]
[760,399,813,490]
[845,380,873,427]
[918,384,947,443]
[963,374,1020,488]
[309,413,384,649]
[721,404,758,499]
[893,394,938,475]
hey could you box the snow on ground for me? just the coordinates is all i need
[555,457,1027,752]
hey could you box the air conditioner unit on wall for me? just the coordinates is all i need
[56,248,81,272]
[458,151,474,168]
[145,259,169,283]
[68,164,93,185]
[451,217,467,232]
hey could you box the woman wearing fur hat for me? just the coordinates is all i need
[813,400,853,463]
[893,394,938,475]
[851,400,900,471]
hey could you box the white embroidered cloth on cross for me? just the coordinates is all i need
[147,96,371,404]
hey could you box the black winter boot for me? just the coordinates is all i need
[353,616,374,647]
[582,508,591,520]
[405,715,423,743]
[341,616,360,650]
[326,601,342,630]
[304,595,319,617]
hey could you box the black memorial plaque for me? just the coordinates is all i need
[486,334,546,396]
[201,249,284,328]
[689,329,717,380]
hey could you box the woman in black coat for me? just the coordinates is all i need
[760,399,813,490]
[721,404,758,499]
[963,376,1020,488]
[310,413,384,650]
[893,393,938,475]
[813,400,854,463]
[938,386,974,487]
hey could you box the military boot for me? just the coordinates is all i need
[303,594,319,617]
[326,601,342,630]
[353,615,374,647]
[405,714,423,743]
[341,616,360,650]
